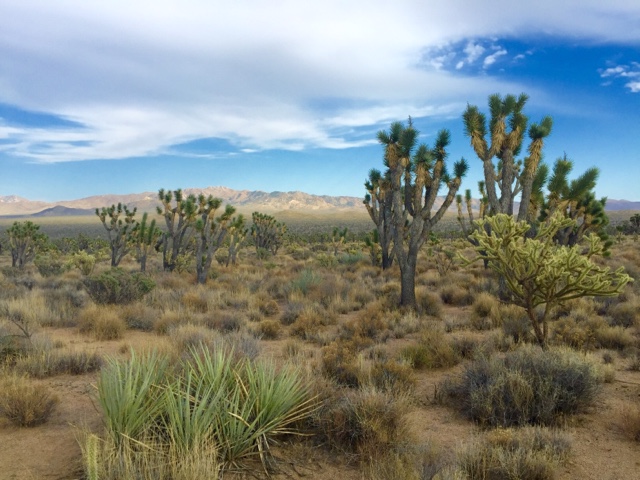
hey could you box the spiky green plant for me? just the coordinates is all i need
[131,211,161,272]
[194,194,235,284]
[96,203,137,267]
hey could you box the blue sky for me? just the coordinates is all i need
[0,1,639,202]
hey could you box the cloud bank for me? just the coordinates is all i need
[1,0,639,162]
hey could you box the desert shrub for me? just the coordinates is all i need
[501,304,533,343]
[321,341,360,387]
[120,303,157,331]
[34,254,67,277]
[470,292,501,330]
[593,325,636,350]
[280,300,306,325]
[168,323,220,353]
[416,288,443,318]
[203,311,245,333]
[289,268,322,295]
[455,427,571,480]
[41,285,87,327]
[78,305,126,341]
[552,316,597,350]
[0,372,59,427]
[255,319,281,340]
[154,311,190,335]
[440,284,473,306]
[14,349,102,377]
[439,345,601,427]
[608,301,640,328]
[84,268,155,305]
[258,299,280,317]
[312,386,412,459]
[181,289,210,313]
[367,358,416,397]
[401,329,461,370]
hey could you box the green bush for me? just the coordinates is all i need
[84,268,155,305]
[34,254,67,277]
[439,345,601,427]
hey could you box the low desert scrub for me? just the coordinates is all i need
[469,292,501,330]
[203,310,246,333]
[401,328,461,370]
[501,304,533,343]
[439,345,602,427]
[78,305,127,341]
[311,385,413,461]
[41,284,87,327]
[321,341,360,387]
[0,292,51,340]
[608,300,640,328]
[13,348,102,377]
[167,323,221,353]
[82,433,221,480]
[254,319,281,340]
[0,371,59,427]
[180,288,211,313]
[439,284,473,306]
[416,287,443,318]
[120,303,158,331]
[454,426,572,480]
[95,347,316,472]
[83,268,155,305]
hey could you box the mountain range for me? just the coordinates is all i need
[0,187,638,218]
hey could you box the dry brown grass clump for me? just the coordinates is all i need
[0,372,59,427]
[616,404,640,442]
[78,304,126,341]
[469,292,501,330]
[401,328,461,370]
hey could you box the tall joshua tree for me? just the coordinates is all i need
[364,169,394,269]
[225,214,248,267]
[194,195,235,284]
[156,189,197,271]
[463,93,553,222]
[7,221,46,269]
[96,203,137,267]
[373,119,468,309]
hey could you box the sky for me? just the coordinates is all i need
[0,0,639,202]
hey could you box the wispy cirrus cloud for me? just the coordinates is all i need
[599,62,640,92]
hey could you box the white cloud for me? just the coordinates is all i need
[0,0,639,162]
[626,81,640,93]
[483,49,508,68]
[600,62,640,92]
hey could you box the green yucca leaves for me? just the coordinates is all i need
[95,344,317,473]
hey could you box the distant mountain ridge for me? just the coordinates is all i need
[0,187,638,217]
[0,186,367,217]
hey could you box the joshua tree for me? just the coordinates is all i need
[331,227,348,256]
[364,230,382,267]
[373,119,468,309]
[96,203,137,267]
[364,169,394,269]
[539,155,611,253]
[7,221,46,269]
[463,93,553,222]
[225,214,248,266]
[194,195,235,284]
[156,189,197,271]
[131,212,162,272]
[251,212,286,256]
[465,213,632,348]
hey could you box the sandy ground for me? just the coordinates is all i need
[1,326,639,480]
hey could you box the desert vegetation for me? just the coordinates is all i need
[1,95,639,480]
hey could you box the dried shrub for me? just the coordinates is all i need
[14,349,102,377]
[401,329,461,370]
[255,319,281,340]
[470,292,501,330]
[608,301,640,328]
[416,288,443,318]
[84,269,155,305]
[440,284,473,306]
[456,427,571,480]
[0,373,58,427]
[78,305,126,341]
[439,345,602,427]
[617,404,640,442]
[321,341,360,387]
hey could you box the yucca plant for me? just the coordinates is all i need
[97,350,169,449]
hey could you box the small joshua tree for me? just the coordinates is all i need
[251,212,286,256]
[194,195,235,284]
[465,213,632,348]
[96,203,137,267]
[131,212,162,272]
[156,189,197,271]
[331,227,348,256]
[225,214,248,266]
[364,169,394,269]
[7,221,47,269]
